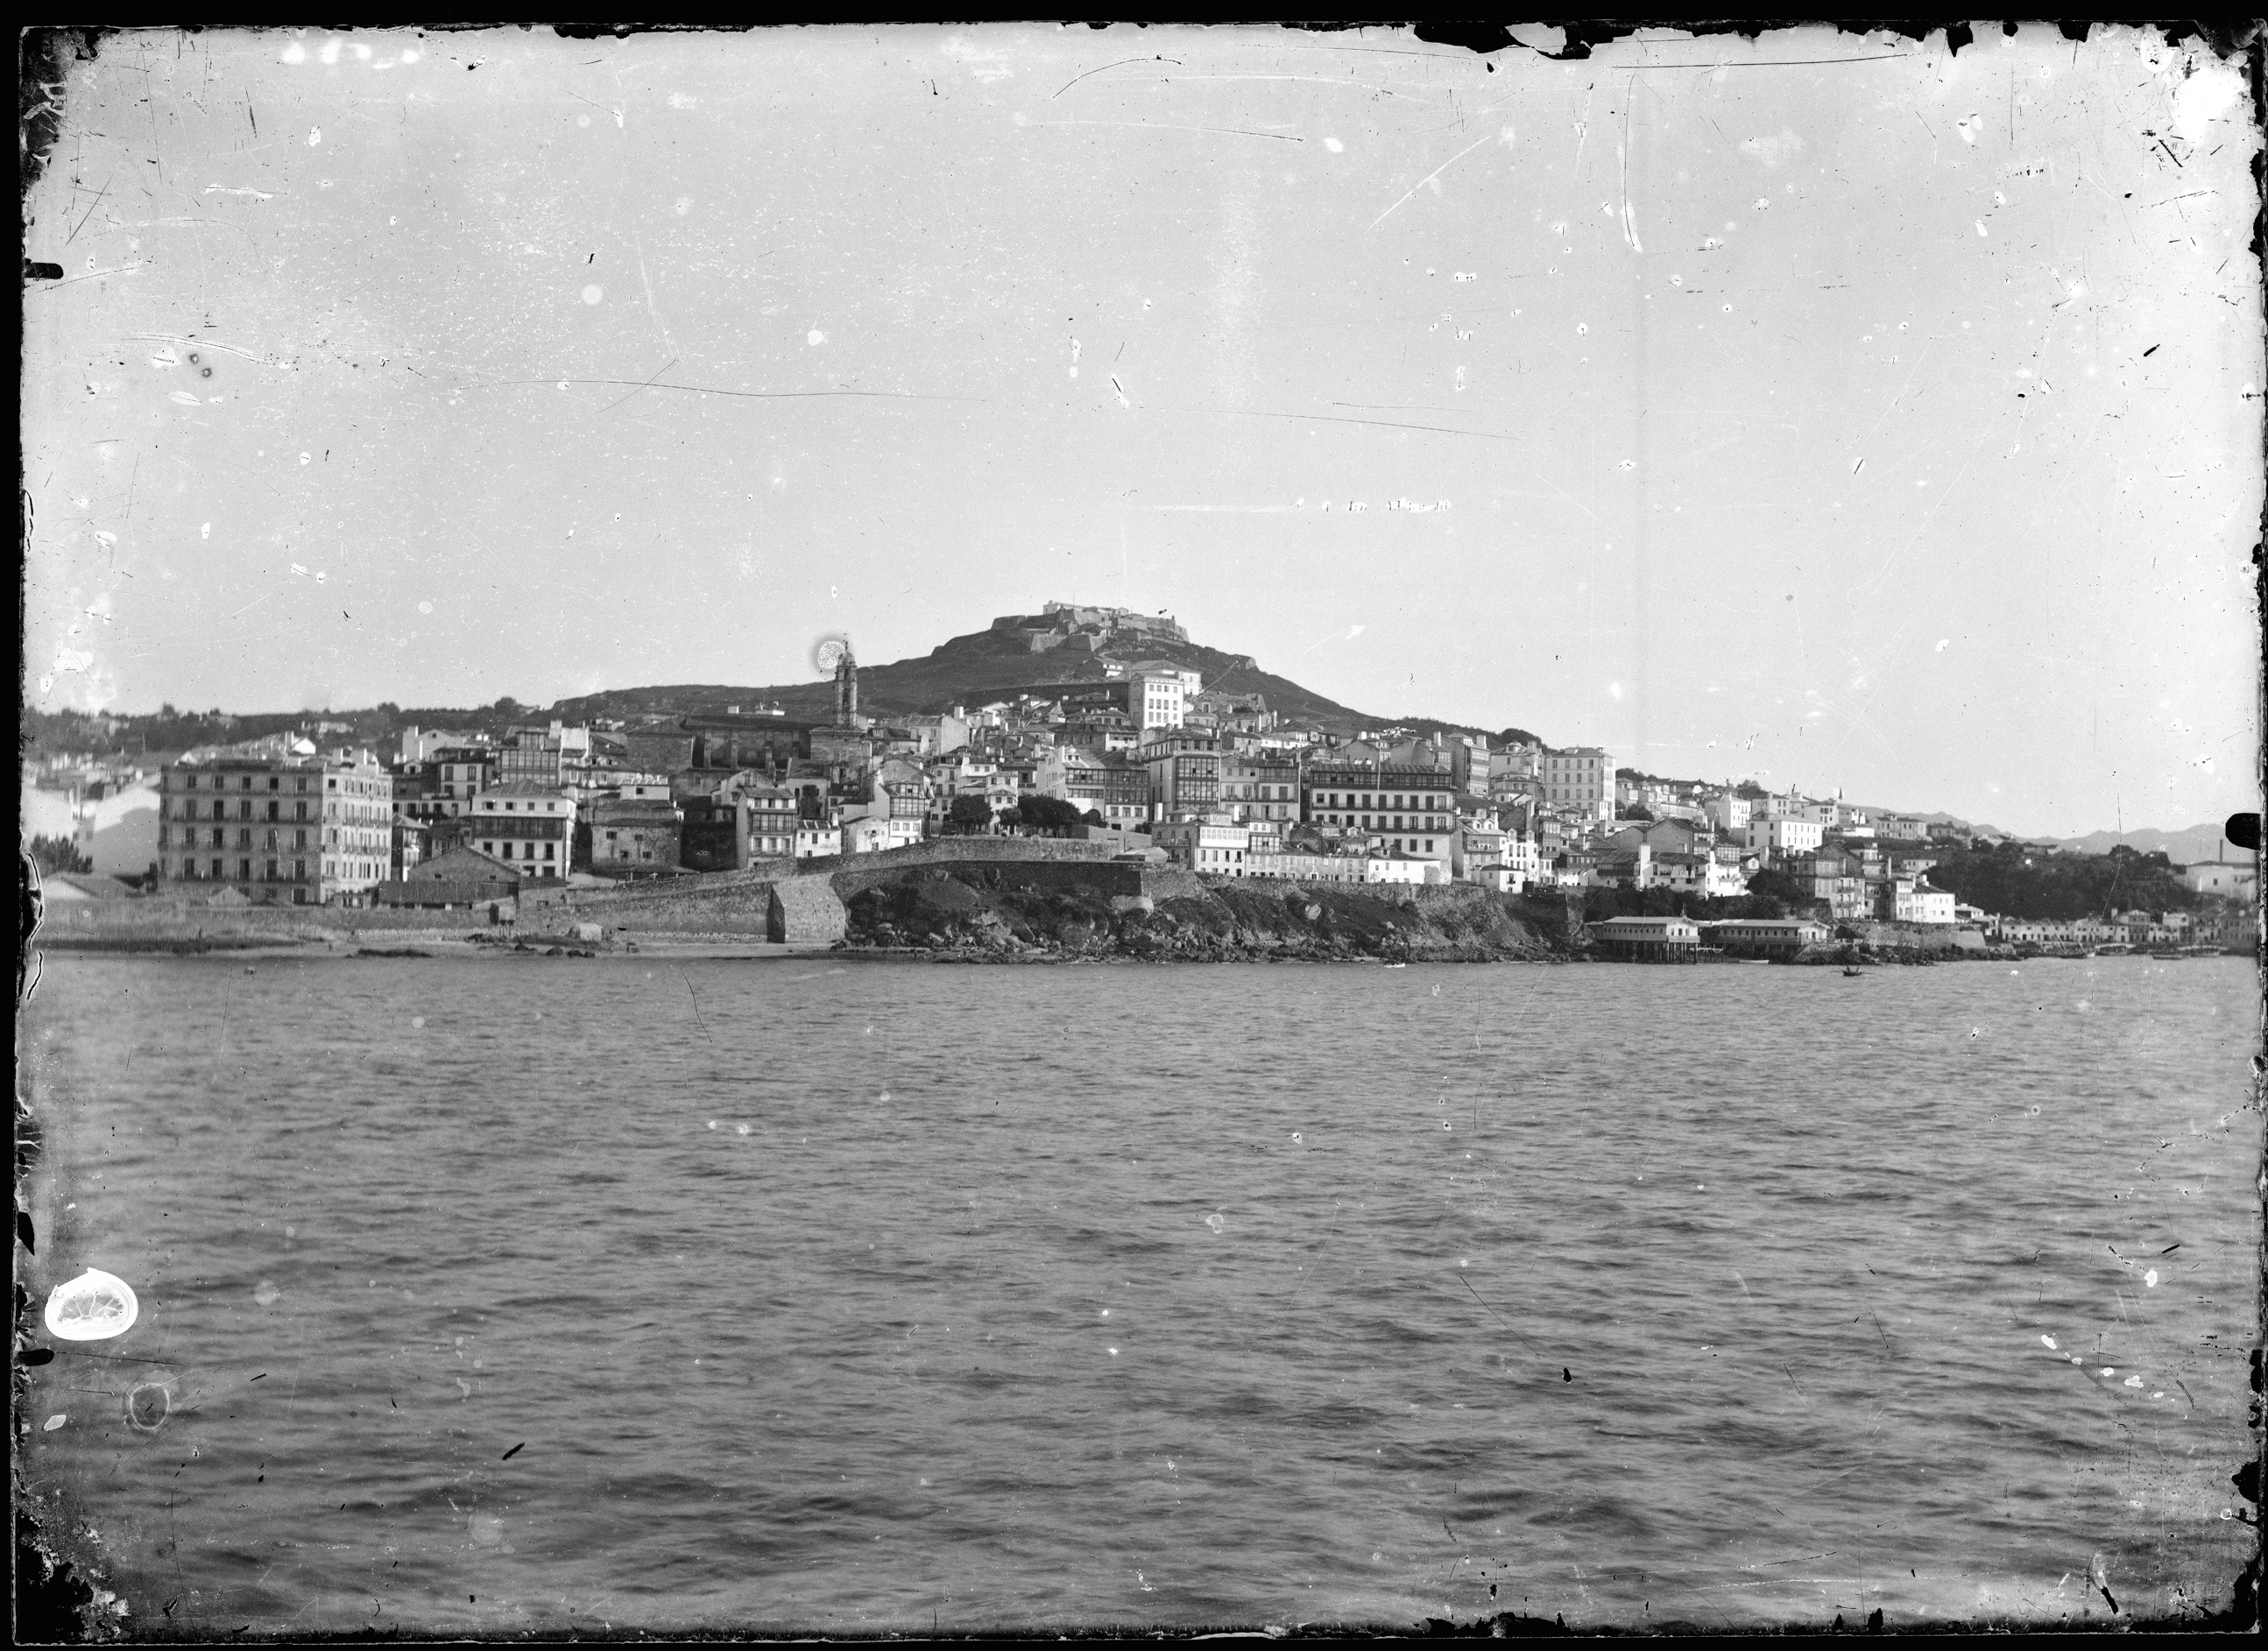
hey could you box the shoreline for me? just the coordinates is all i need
[30,928,2180,967]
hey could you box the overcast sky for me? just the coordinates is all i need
[24,24,2260,837]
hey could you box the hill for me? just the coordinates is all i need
[1923,840,2199,921]
[2055,822,2245,866]
[549,607,1435,735]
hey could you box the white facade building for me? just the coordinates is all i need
[1538,747,1614,825]
[1742,817,1827,859]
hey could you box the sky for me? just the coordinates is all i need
[22,23,2262,839]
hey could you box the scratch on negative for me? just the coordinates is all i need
[1023,119,1299,143]
[1051,57,1180,99]
[1369,131,1498,232]
[521,378,986,405]
[1616,101,1642,253]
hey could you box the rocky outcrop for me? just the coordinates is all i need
[768,878,848,944]
[838,868,1558,962]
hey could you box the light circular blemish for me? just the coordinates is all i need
[125,1382,173,1432]
[2144,1268,2159,1288]
[582,285,603,305]
[576,112,592,128]
[417,601,432,615]
[45,1269,139,1342]
[1324,137,1344,153]
[253,1279,283,1308]
[807,329,827,346]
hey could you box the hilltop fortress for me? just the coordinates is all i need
[990,602,1191,654]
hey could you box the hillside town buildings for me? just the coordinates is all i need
[59,602,2249,954]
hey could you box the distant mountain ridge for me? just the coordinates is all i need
[2054,822,2250,865]
[552,608,1439,735]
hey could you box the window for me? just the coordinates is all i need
[211,828,225,849]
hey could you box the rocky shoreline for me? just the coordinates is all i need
[32,863,2038,967]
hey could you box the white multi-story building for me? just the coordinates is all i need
[1152,814,1249,875]
[156,738,394,905]
[1742,817,1827,859]
[1538,746,1614,824]
[468,785,575,879]
[2183,857,2258,899]
[1126,667,1199,730]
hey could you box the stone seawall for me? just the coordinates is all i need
[34,899,501,943]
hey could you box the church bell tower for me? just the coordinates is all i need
[833,639,858,726]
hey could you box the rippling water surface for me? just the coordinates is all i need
[18,953,2260,1633]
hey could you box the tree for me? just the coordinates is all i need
[1014,794,1086,834]
[1741,866,1815,920]
[1081,808,1105,828]
[29,836,91,875]
[946,794,993,834]
[1617,805,1655,822]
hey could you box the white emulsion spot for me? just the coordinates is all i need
[417,601,433,615]
[1324,137,1344,153]
[280,42,307,64]
[2144,1268,2159,1288]
[582,285,604,305]
[308,126,323,147]
[807,329,826,346]
[201,523,211,540]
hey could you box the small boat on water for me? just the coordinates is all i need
[1841,966,1864,977]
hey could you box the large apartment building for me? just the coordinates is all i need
[1538,746,1614,824]
[1139,727,1224,819]
[1300,761,1456,871]
[467,784,575,879]
[156,739,394,905]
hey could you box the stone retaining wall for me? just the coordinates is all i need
[793,836,1118,878]
[833,857,1143,902]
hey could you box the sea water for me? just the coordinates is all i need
[17,952,2261,1633]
